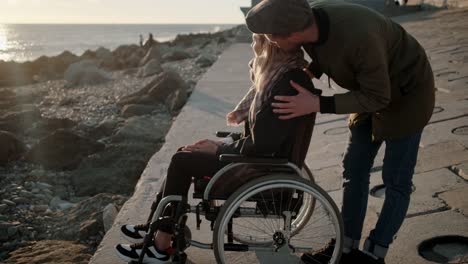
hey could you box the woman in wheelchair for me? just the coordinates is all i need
[115,34,322,264]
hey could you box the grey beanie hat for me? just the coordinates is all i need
[245,0,313,35]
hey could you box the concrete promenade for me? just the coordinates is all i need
[90,8,468,264]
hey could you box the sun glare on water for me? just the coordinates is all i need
[0,24,11,61]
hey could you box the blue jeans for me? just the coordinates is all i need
[341,117,422,248]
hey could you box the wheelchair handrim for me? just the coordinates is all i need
[214,176,343,264]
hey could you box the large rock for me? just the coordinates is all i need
[5,240,92,264]
[26,117,77,138]
[29,51,79,82]
[64,60,111,87]
[111,44,144,69]
[139,46,162,66]
[24,129,105,170]
[102,203,118,232]
[196,53,217,67]
[137,58,163,77]
[111,114,172,143]
[162,49,192,62]
[0,131,26,165]
[117,71,188,111]
[120,104,158,118]
[0,108,42,133]
[49,193,126,241]
[95,47,115,69]
[0,89,15,99]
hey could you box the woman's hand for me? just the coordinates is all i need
[182,139,221,154]
[271,80,320,120]
[226,111,241,126]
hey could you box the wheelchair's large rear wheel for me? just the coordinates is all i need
[231,165,316,246]
[213,174,343,264]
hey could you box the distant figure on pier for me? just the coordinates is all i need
[139,34,144,47]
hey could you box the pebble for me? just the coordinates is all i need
[32,205,49,213]
[36,182,52,190]
[19,190,34,198]
[0,204,7,213]
[31,188,40,194]
[12,197,29,204]
[2,199,15,207]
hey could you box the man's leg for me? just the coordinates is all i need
[341,118,382,252]
[364,131,422,260]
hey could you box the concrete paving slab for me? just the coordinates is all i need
[438,186,468,217]
[415,140,468,173]
[421,116,468,149]
[367,168,466,217]
[311,165,343,192]
[385,211,468,264]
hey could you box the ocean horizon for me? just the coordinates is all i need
[0,23,238,62]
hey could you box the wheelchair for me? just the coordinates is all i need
[128,131,344,264]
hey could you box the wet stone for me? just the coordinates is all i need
[2,199,15,206]
[12,197,29,204]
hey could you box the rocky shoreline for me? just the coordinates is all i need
[0,25,249,262]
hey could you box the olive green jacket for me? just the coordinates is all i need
[305,1,435,140]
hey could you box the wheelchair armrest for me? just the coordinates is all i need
[219,154,288,164]
[215,131,232,138]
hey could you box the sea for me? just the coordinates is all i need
[0,24,236,62]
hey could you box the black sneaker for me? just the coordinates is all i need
[301,240,378,264]
[115,242,171,264]
[121,223,149,243]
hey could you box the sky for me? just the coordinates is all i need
[0,0,252,24]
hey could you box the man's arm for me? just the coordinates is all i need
[332,34,391,114]
[272,34,391,117]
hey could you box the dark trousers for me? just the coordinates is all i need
[159,148,226,198]
[341,118,422,248]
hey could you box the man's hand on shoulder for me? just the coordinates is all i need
[271,80,320,120]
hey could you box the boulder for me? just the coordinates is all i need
[120,104,158,118]
[49,193,126,240]
[0,108,42,132]
[25,117,76,139]
[117,71,188,111]
[87,118,122,140]
[0,131,27,165]
[111,114,172,143]
[196,53,217,67]
[162,49,192,62]
[64,60,111,87]
[24,129,105,170]
[102,203,118,232]
[95,47,115,69]
[137,59,163,77]
[112,44,144,69]
[139,46,162,66]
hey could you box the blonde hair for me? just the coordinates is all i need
[250,34,307,92]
